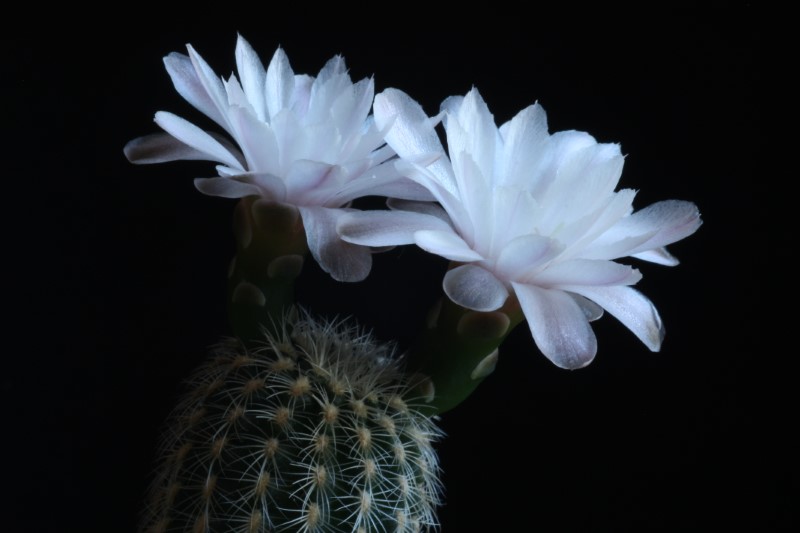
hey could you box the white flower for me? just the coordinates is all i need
[338,88,702,369]
[124,35,429,282]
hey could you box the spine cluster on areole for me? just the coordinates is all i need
[140,311,444,533]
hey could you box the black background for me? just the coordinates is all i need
[10,4,787,532]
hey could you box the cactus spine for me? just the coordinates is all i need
[141,311,443,532]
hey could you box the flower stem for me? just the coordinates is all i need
[405,287,525,415]
[227,197,308,344]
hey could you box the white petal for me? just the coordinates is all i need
[596,200,702,259]
[414,230,484,262]
[338,210,452,247]
[533,259,641,287]
[334,165,436,205]
[193,177,261,198]
[445,88,497,183]
[512,283,597,369]
[186,45,233,134]
[630,247,679,266]
[495,234,562,281]
[299,206,372,282]
[265,47,295,120]
[626,200,702,254]
[124,133,210,164]
[570,294,604,321]
[227,106,279,174]
[373,89,454,188]
[443,264,509,312]
[565,285,664,351]
[284,160,339,204]
[154,111,242,169]
[496,103,550,188]
[387,199,450,222]
[163,52,228,130]
[235,35,268,122]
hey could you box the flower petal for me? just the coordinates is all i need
[565,285,664,351]
[414,230,483,262]
[154,111,243,169]
[630,246,679,266]
[532,259,641,287]
[299,206,372,282]
[594,200,702,259]
[512,282,597,369]
[443,264,509,312]
[124,133,210,164]
[495,234,563,281]
[338,210,453,247]
[235,34,268,122]
[193,177,261,199]
[265,47,295,120]
[373,88,454,188]
[163,52,228,131]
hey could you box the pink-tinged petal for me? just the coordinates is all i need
[631,247,680,266]
[533,259,641,287]
[124,133,210,164]
[338,210,452,247]
[512,282,597,369]
[265,47,295,120]
[154,111,243,169]
[299,206,372,282]
[565,285,664,351]
[625,200,702,254]
[193,177,262,199]
[596,200,702,259]
[163,52,228,131]
[495,234,562,281]
[443,264,509,312]
[413,230,484,262]
[235,35,267,122]
[290,74,313,116]
[373,89,454,188]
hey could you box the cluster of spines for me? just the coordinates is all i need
[141,312,443,532]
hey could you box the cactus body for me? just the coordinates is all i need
[141,312,443,532]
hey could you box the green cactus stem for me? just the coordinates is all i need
[404,265,526,416]
[228,197,309,344]
[141,311,443,533]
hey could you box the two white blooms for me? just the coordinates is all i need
[125,35,701,371]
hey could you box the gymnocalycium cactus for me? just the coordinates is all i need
[126,34,700,532]
[141,311,442,533]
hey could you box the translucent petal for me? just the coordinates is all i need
[265,47,295,120]
[373,89,454,188]
[154,111,242,169]
[443,264,509,312]
[414,230,484,262]
[163,52,227,130]
[532,259,641,287]
[565,285,664,351]
[512,283,598,369]
[338,210,453,247]
[299,206,372,282]
[235,35,268,122]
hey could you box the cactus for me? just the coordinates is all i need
[140,311,443,533]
